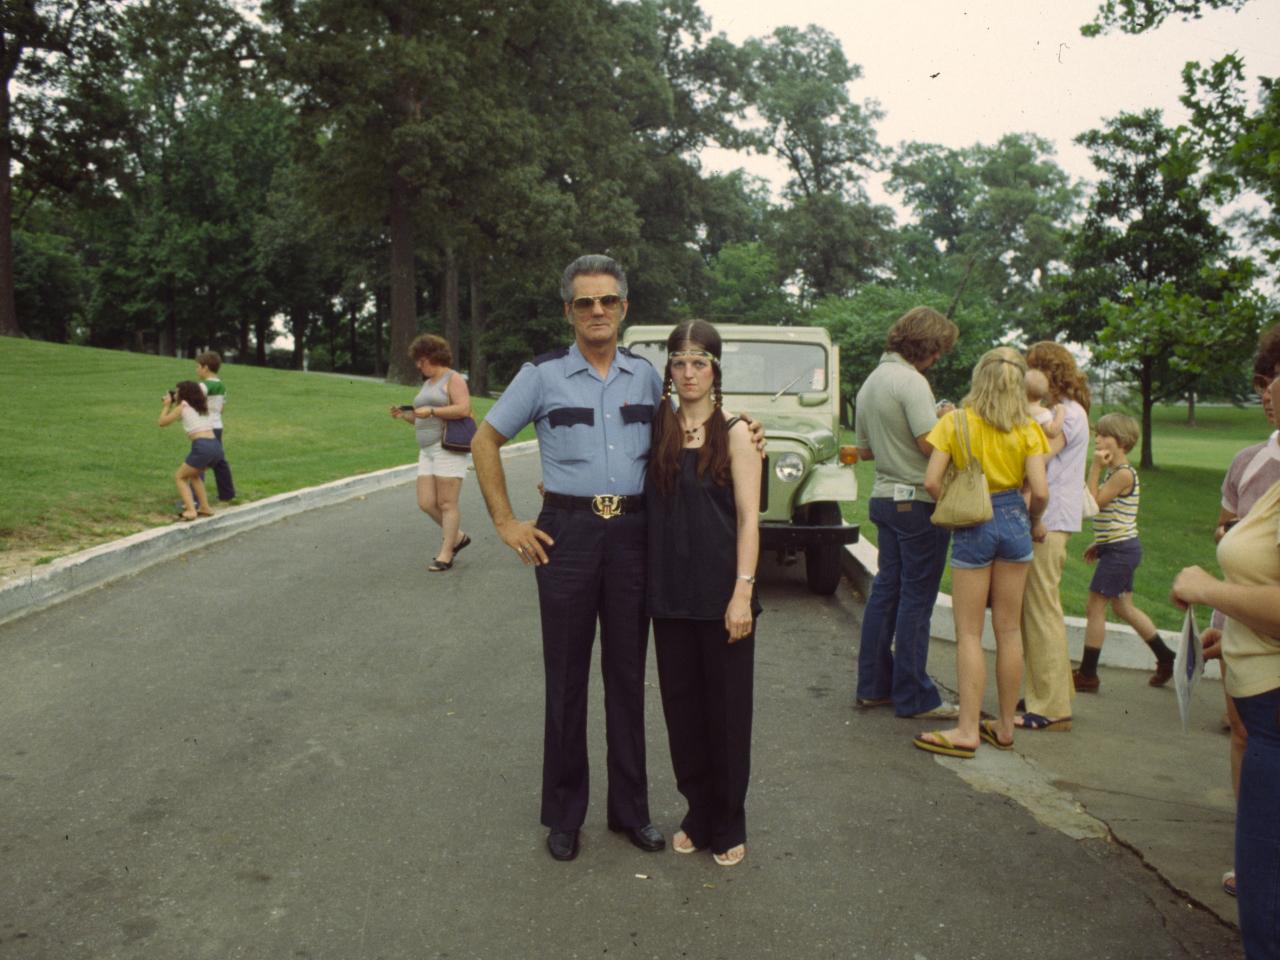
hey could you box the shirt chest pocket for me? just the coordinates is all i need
[619,403,654,458]
[545,407,596,462]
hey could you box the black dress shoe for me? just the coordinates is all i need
[609,822,665,852]
[547,829,580,861]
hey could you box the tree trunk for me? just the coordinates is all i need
[444,242,460,366]
[386,170,417,384]
[1186,391,1196,427]
[468,263,488,395]
[159,289,178,357]
[291,303,308,370]
[349,301,359,373]
[239,315,251,360]
[332,309,343,371]
[254,310,269,365]
[373,286,386,377]
[1139,356,1154,471]
[0,54,21,338]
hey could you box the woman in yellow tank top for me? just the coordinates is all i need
[914,348,1049,759]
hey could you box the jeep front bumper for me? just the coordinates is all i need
[759,522,860,549]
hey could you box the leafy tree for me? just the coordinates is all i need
[1050,110,1227,345]
[1094,266,1265,459]
[741,25,892,301]
[694,241,795,325]
[1181,55,1280,264]
[262,0,505,384]
[1081,0,1252,36]
[2,0,126,337]
[889,134,1079,338]
[811,285,1003,419]
[1060,110,1242,465]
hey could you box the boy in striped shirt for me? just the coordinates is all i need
[196,351,236,502]
[1073,413,1174,691]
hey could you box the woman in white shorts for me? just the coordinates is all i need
[390,334,473,571]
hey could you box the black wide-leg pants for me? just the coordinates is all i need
[534,507,650,832]
[653,617,754,854]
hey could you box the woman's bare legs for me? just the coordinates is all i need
[417,475,442,525]
[175,464,211,518]
[417,475,464,562]
[920,560,1028,748]
[434,476,463,563]
[988,559,1029,743]
[924,565,992,750]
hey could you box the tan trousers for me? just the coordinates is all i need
[1020,531,1075,719]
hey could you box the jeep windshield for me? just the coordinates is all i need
[626,339,827,395]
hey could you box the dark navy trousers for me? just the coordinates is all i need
[534,506,650,832]
[208,427,236,501]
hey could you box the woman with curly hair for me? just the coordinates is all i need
[1015,341,1091,732]
[390,334,473,572]
[914,347,1049,758]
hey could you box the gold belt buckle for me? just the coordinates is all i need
[592,494,623,520]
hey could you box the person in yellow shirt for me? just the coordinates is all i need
[913,347,1049,759]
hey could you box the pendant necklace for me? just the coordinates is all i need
[681,417,705,444]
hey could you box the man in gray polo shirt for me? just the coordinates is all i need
[854,307,960,718]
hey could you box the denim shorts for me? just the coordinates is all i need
[1089,537,1142,597]
[185,437,224,469]
[950,489,1033,569]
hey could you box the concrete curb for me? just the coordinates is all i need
[840,536,1220,679]
[0,442,539,628]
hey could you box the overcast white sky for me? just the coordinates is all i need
[695,0,1280,208]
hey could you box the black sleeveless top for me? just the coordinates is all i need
[645,423,762,621]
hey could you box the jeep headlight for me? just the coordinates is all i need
[774,453,805,482]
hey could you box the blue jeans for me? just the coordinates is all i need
[856,498,950,716]
[1235,686,1280,959]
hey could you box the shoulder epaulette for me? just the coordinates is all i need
[532,346,571,366]
[618,345,652,366]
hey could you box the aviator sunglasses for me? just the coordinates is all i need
[569,294,624,313]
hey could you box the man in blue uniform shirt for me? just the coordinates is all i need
[472,255,666,862]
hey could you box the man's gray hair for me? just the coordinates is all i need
[560,254,628,302]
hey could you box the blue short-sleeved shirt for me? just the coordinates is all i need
[485,342,664,496]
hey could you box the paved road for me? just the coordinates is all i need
[0,447,1240,958]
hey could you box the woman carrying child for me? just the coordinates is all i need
[1072,413,1174,691]
[159,380,223,521]
[914,347,1049,758]
[646,319,761,867]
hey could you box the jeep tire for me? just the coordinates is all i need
[804,502,843,595]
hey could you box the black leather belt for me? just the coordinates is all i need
[543,492,644,519]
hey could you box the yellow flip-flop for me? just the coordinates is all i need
[979,719,1014,751]
[912,730,976,759]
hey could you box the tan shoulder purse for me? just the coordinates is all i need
[931,409,994,529]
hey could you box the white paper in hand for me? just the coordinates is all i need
[1173,608,1205,733]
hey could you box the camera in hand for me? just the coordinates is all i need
[167,388,178,403]
[398,404,415,412]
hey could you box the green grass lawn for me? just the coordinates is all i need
[0,338,533,570]
[842,401,1270,632]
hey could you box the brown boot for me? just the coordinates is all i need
[1072,669,1101,693]
[1149,659,1174,687]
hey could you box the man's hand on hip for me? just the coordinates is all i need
[497,518,555,566]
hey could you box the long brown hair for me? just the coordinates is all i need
[650,320,731,496]
[175,380,208,414]
[1026,341,1091,413]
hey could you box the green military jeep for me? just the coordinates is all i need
[622,323,859,595]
